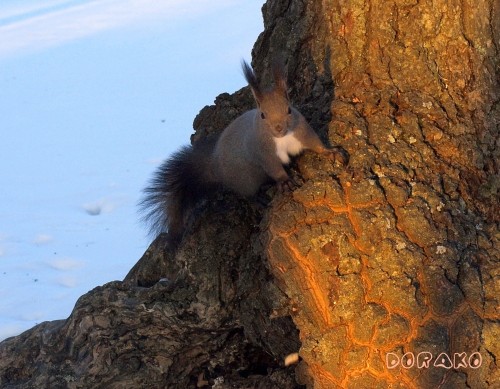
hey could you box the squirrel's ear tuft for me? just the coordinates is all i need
[242,60,263,103]
[272,57,288,98]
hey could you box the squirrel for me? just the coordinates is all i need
[140,60,348,244]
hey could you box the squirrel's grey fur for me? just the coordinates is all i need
[140,60,347,243]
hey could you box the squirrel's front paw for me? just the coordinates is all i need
[278,177,300,193]
[326,146,349,166]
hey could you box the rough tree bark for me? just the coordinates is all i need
[254,0,499,388]
[0,1,498,388]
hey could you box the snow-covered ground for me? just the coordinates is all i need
[0,0,264,341]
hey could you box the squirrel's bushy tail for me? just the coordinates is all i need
[139,140,217,244]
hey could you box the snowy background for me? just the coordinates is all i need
[0,0,264,341]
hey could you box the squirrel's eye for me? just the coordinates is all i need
[287,107,292,115]
[260,112,266,119]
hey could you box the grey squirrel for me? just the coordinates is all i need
[140,60,348,243]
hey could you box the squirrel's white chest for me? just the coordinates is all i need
[273,132,304,164]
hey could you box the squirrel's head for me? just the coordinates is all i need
[242,59,293,138]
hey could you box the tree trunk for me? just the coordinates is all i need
[255,0,499,388]
[0,1,498,388]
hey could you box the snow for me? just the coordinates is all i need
[0,0,264,341]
